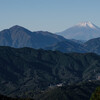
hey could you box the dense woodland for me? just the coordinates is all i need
[0,46,99,99]
[90,86,100,100]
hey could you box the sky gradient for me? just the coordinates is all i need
[0,0,100,32]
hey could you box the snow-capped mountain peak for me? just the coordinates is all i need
[56,22,100,40]
[76,22,96,29]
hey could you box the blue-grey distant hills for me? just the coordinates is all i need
[84,37,100,54]
[0,25,89,53]
[45,40,87,53]
[1,25,100,54]
[56,22,100,40]
[0,25,66,48]
[45,37,100,54]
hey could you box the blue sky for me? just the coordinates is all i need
[0,0,100,32]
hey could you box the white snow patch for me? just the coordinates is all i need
[76,22,96,29]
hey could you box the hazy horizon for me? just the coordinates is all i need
[0,0,100,33]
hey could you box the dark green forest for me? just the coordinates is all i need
[90,86,100,100]
[0,46,100,99]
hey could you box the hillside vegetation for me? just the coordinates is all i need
[0,46,99,98]
[90,86,100,100]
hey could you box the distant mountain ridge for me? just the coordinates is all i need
[1,25,100,54]
[45,37,100,55]
[84,37,100,54]
[45,40,87,53]
[56,22,100,40]
[0,25,66,48]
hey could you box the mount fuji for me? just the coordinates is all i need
[56,22,100,40]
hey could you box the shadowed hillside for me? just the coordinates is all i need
[0,46,99,98]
